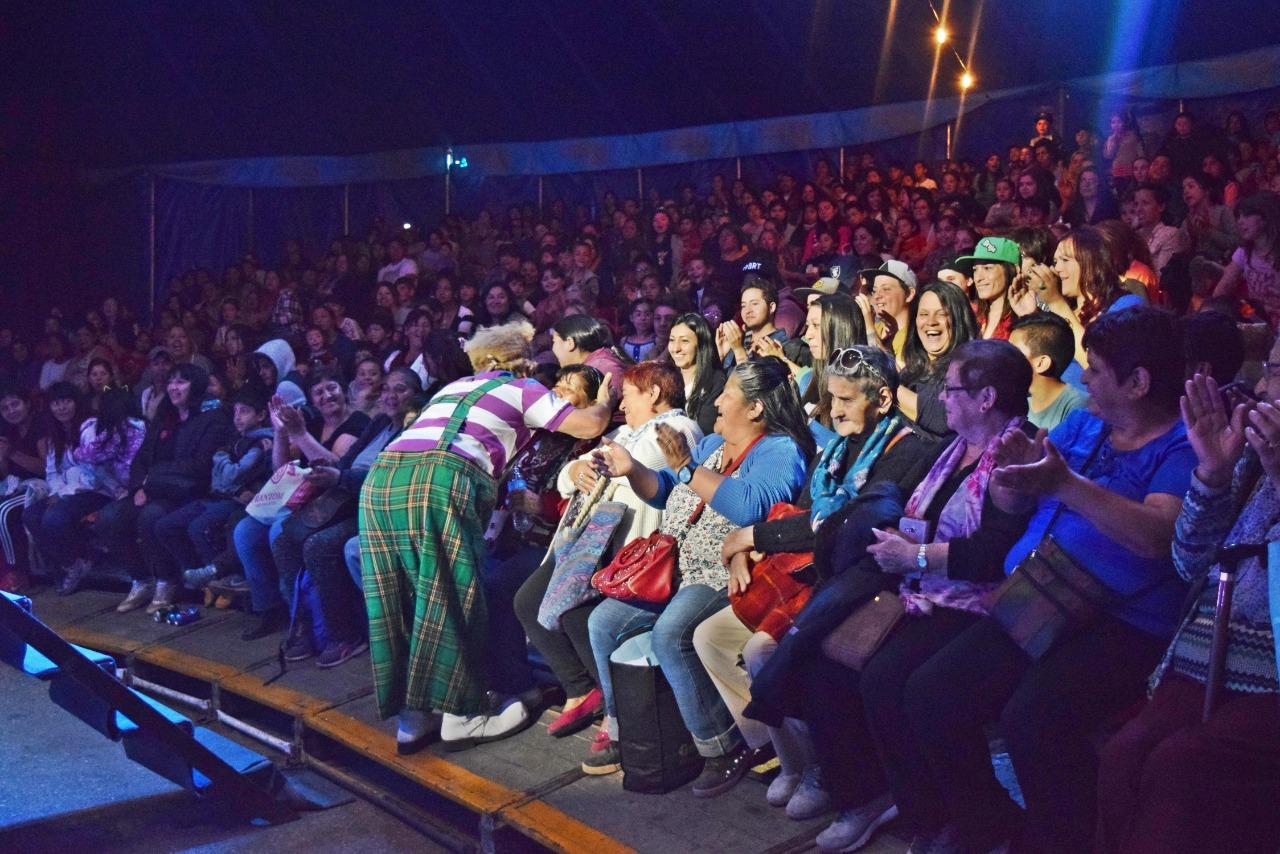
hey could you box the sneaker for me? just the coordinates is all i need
[787,765,833,820]
[440,698,531,751]
[316,638,368,668]
[581,739,622,775]
[116,580,155,613]
[183,565,218,591]
[396,709,441,756]
[547,686,604,738]
[283,628,315,662]
[240,607,288,641]
[146,580,180,614]
[691,743,753,799]
[208,574,250,595]
[816,794,899,852]
[767,771,803,807]
[57,558,94,596]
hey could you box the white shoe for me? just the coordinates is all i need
[146,580,179,614]
[440,699,530,751]
[396,709,441,755]
[787,764,833,820]
[816,794,898,852]
[767,772,802,807]
[116,580,154,613]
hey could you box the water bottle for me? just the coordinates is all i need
[167,606,203,626]
[507,473,533,534]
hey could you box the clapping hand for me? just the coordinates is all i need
[1181,373,1249,488]
[991,436,1071,498]
[1245,401,1280,486]
[751,334,786,361]
[655,423,693,471]
[591,436,635,479]
[269,395,306,438]
[1008,273,1039,317]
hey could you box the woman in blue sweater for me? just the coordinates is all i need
[583,357,813,785]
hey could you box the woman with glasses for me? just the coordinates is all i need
[896,280,980,438]
[900,308,1195,853]
[694,345,941,809]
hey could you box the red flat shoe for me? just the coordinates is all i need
[547,686,604,738]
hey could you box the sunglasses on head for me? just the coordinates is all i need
[827,348,888,385]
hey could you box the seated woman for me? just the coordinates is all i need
[29,385,141,595]
[665,313,725,437]
[755,293,866,448]
[482,365,610,700]
[896,281,979,438]
[0,385,53,591]
[359,319,613,754]
[550,314,627,402]
[234,367,369,640]
[901,307,1195,854]
[695,346,941,807]
[792,340,1036,852]
[584,357,813,782]
[96,364,232,614]
[513,361,703,739]
[266,367,426,668]
[1096,366,1280,854]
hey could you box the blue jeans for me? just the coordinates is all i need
[588,584,738,757]
[27,492,111,569]
[233,511,291,613]
[343,534,361,590]
[154,498,240,570]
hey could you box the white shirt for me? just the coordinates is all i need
[377,257,419,284]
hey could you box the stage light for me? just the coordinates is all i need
[446,149,453,168]
[960,71,974,90]
[934,26,948,45]
[403,222,412,230]
[456,157,468,169]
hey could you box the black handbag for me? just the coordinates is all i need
[281,486,356,539]
[989,428,1125,660]
[610,637,703,794]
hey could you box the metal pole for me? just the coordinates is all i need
[343,184,350,235]
[148,174,156,321]
[445,167,451,215]
[1058,86,1068,141]
[839,146,846,181]
[946,123,953,160]
[636,167,643,201]
[247,187,255,253]
[736,157,742,180]
[538,175,544,218]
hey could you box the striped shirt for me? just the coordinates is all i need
[386,372,574,477]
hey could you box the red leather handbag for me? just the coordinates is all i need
[728,502,815,640]
[590,530,678,603]
[592,435,763,605]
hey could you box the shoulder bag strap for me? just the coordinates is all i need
[686,432,767,525]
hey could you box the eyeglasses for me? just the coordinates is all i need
[941,385,975,396]
[1263,362,1280,377]
[828,348,889,386]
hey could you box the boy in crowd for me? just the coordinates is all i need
[1009,311,1089,430]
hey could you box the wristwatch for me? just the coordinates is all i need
[916,544,929,570]
[677,462,696,484]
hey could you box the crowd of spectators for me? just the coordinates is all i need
[2,104,1280,853]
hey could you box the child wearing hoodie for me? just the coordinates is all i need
[152,385,274,592]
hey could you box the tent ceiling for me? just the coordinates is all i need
[2,1,1277,168]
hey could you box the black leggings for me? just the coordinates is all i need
[513,555,600,698]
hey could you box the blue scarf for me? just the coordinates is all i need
[808,414,902,529]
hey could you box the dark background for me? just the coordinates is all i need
[1,1,1277,318]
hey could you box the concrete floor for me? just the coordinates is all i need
[0,666,446,853]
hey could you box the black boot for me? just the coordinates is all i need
[241,606,288,641]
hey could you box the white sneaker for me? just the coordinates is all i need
[440,699,530,751]
[767,771,802,807]
[396,709,441,755]
[787,764,833,820]
[816,794,898,852]
[146,580,179,614]
[116,580,154,613]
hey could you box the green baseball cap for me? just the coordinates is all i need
[955,236,1021,276]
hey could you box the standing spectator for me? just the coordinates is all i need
[1104,110,1146,187]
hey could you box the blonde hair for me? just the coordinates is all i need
[464,319,536,375]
